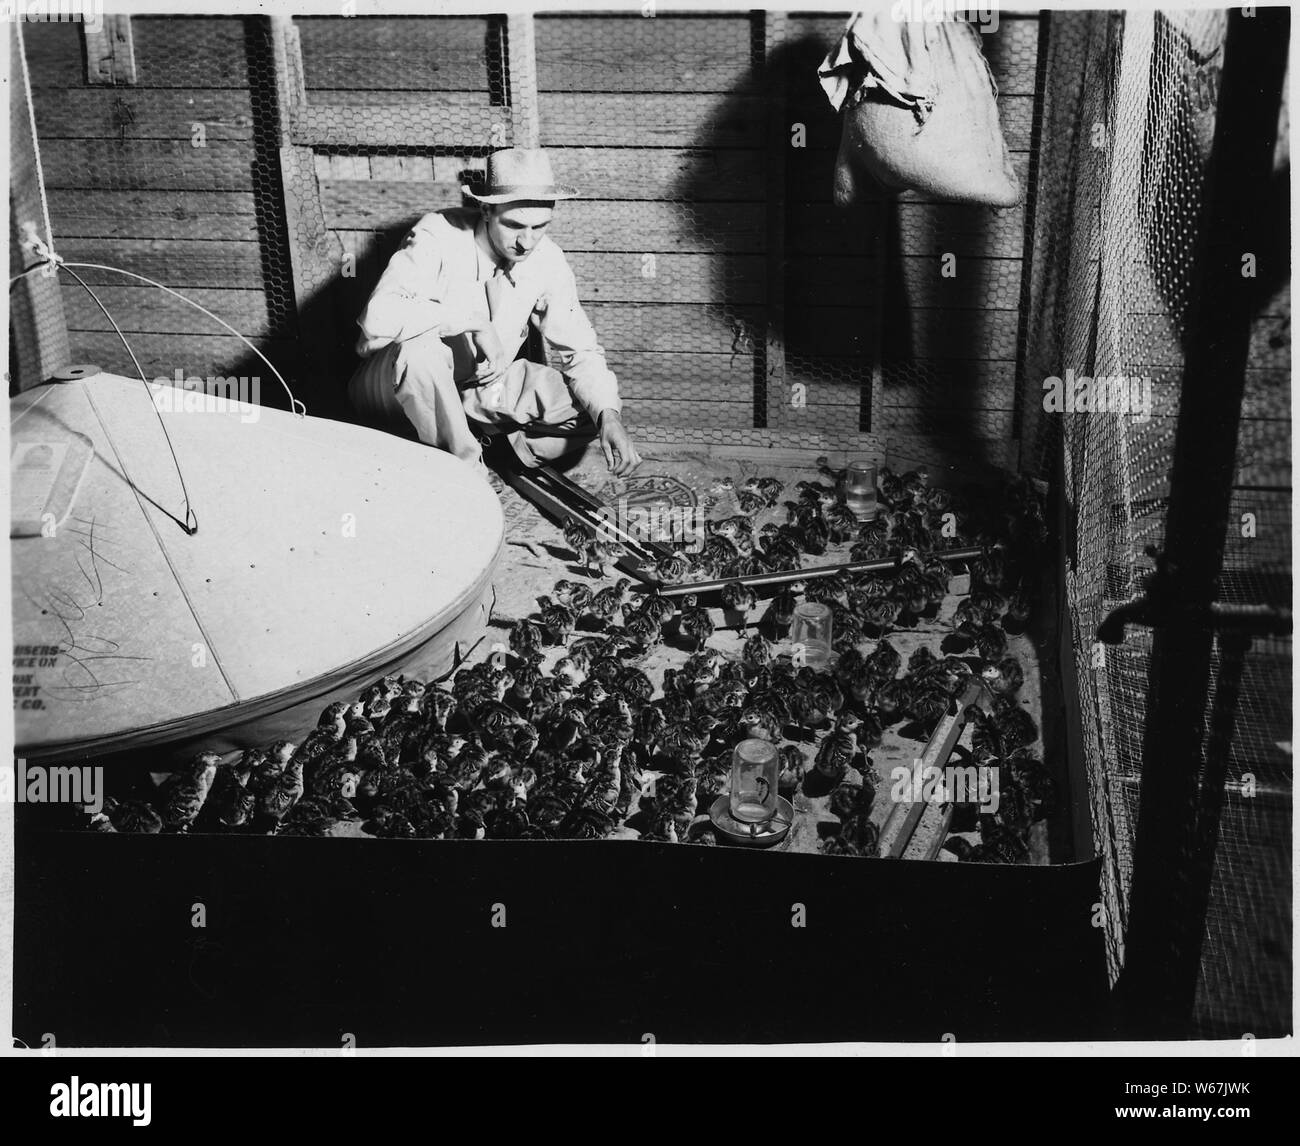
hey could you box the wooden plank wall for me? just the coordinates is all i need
[779,12,1038,447]
[22,17,299,403]
[10,26,72,391]
[300,13,508,352]
[304,10,1039,446]
[23,10,1044,449]
[536,11,763,433]
[898,14,1038,444]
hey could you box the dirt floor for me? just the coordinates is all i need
[457,442,1051,862]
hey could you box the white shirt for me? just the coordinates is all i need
[355,206,622,421]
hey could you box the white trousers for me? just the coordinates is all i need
[348,329,595,466]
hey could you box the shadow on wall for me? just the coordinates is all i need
[671,26,1017,449]
[235,18,1046,452]
[669,32,904,434]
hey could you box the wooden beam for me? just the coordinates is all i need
[862,200,887,434]
[291,100,500,148]
[878,680,988,859]
[506,13,540,149]
[84,15,137,86]
[269,15,347,417]
[35,89,253,141]
[9,27,71,391]
[760,9,787,432]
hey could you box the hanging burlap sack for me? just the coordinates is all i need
[819,12,1022,206]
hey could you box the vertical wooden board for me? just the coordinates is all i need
[83,15,138,86]
[869,197,895,433]
[271,17,348,416]
[24,16,251,89]
[9,28,71,390]
[762,9,788,433]
[506,13,540,148]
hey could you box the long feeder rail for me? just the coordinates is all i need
[877,678,990,860]
[499,457,987,597]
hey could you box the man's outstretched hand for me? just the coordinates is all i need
[598,410,642,477]
[468,323,509,386]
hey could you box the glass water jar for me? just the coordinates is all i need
[840,460,878,519]
[729,739,780,824]
[790,601,833,669]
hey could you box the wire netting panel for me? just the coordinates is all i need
[534,10,762,435]
[14,10,1048,455]
[1024,8,1291,1034]
[14,16,301,407]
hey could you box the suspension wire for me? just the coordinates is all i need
[56,262,199,535]
[9,254,305,417]
[59,262,305,417]
[11,26,307,535]
[15,20,54,258]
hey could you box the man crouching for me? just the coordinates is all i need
[348,147,642,476]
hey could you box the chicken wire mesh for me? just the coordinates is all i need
[8,8,1290,1033]
[12,17,287,399]
[12,9,1045,460]
[1022,8,1291,1037]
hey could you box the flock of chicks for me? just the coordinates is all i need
[88,462,1055,862]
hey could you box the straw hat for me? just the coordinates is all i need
[462,148,580,204]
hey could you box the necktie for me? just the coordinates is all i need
[485,264,510,331]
